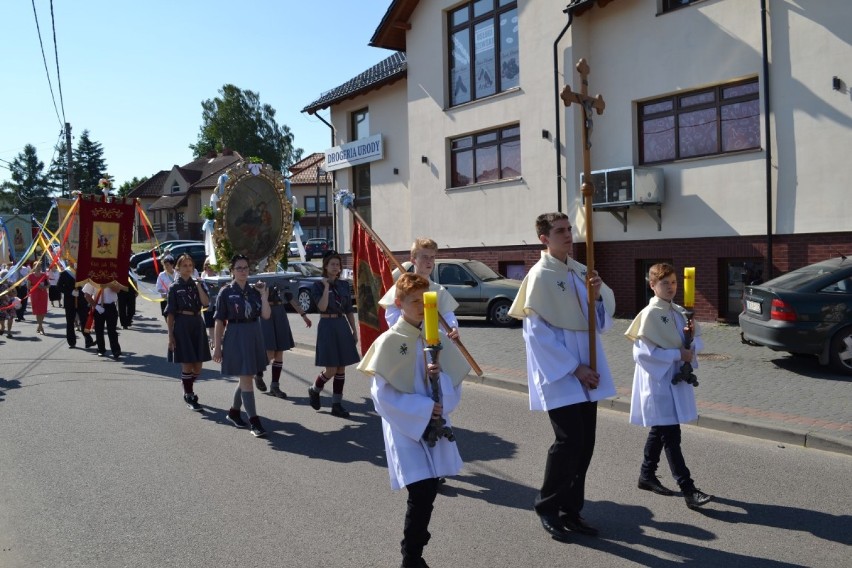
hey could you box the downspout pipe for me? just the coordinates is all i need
[761,0,773,278]
[555,1,594,212]
[312,111,338,248]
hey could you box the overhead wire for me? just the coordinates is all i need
[30,0,64,130]
[49,0,66,123]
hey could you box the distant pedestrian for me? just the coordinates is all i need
[56,265,95,349]
[27,261,50,335]
[82,281,122,359]
[165,253,212,411]
[625,262,712,510]
[0,269,17,338]
[255,283,312,398]
[155,255,177,318]
[48,265,61,308]
[212,254,271,437]
[308,251,360,418]
[14,262,30,321]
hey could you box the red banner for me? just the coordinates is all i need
[352,219,394,355]
[75,196,135,287]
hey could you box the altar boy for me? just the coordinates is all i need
[625,263,712,509]
[358,273,470,568]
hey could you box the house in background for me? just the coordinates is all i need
[288,153,334,243]
[302,0,852,321]
[127,150,242,242]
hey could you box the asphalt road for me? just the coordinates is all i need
[0,301,850,567]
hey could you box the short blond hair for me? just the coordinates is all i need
[395,273,430,301]
[410,238,438,257]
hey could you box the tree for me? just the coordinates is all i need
[190,84,303,172]
[117,176,148,197]
[46,141,70,198]
[73,130,108,194]
[7,144,51,218]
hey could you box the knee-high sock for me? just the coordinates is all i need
[241,389,258,418]
[271,360,283,384]
[332,373,345,404]
[181,372,194,394]
[313,371,329,391]
[232,386,242,410]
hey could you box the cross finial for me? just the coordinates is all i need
[561,58,606,115]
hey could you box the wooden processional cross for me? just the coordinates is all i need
[561,58,605,372]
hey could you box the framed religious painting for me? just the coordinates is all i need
[213,160,293,272]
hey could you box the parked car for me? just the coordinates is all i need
[739,256,852,375]
[129,240,199,269]
[304,238,330,260]
[202,260,354,314]
[288,241,299,257]
[134,242,207,279]
[405,259,523,327]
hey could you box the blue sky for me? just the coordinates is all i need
[0,1,395,190]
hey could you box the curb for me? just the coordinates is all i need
[296,342,852,457]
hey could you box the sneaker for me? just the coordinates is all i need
[269,383,288,399]
[254,373,267,392]
[308,387,321,410]
[683,486,712,509]
[249,417,267,438]
[331,403,350,418]
[225,409,246,428]
[184,393,202,412]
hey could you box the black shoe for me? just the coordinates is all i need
[226,409,246,428]
[539,514,571,543]
[269,383,287,398]
[97,351,105,357]
[561,514,599,537]
[308,387,321,410]
[638,476,675,496]
[683,487,712,509]
[112,352,121,360]
[184,394,202,412]
[331,402,350,418]
[249,417,267,438]
[68,344,76,349]
[84,338,95,348]
[254,374,267,392]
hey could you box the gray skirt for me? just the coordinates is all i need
[260,305,295,352]
[221,320,268,376]
[173,313,212,363]
[314,316,361,367]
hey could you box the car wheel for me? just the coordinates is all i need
[297,288,314,313]
[829,327,852,375]
[488,299,514,327]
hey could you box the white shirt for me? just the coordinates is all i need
[82,282,118,305]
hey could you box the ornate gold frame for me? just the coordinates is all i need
[213,161,293,272]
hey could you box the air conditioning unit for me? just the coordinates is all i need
[581,166,665,207]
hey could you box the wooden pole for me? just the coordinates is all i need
[346,205,484,376]
[561,58,606,372]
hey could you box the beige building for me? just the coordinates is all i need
[303,0,852,321]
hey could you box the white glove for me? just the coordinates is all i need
[72,290,79,297]
[95,305,105,314]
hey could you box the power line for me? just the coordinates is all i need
[49,0,66,123]
[30,0,63,130]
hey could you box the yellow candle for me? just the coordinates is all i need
[683,267,696,308]
[423,291,440,345]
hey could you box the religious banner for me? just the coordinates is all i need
[352,218,394,355]
[56,198,80,262]
[75,195,135,287]
[3,214,33,262]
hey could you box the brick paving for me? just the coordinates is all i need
[288,313,852,455]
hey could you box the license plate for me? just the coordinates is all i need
[746,300,761,314]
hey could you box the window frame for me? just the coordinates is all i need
[351,107,369,142]
[450,123,521,189]
[638,77,760,165]
[447,0,519,108]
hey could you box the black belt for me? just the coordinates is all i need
[268,301,283,306]
[228,319,258,324]
[176,310,200,316]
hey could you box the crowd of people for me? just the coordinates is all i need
[1,218,713,568]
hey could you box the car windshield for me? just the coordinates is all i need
[464,260,503,282]
[764,264,843,290]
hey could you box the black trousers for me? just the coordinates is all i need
[15,286,28,320]
[93,303,121,356]
[534,401,597,518]
[64,302,94,347]
[401,477,439,565]
[117,290,136,328]
[641,424,693,489]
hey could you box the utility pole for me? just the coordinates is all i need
[65,123,75,197]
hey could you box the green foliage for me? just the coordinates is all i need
[7,144,51,218]
[46,141,69,198]
[117,176,149,197]
[190,84,304,172]
[200,205,216,220]
[293,207,305,222]
[73,130,108,195]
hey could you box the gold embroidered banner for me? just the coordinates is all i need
[75,196,135,287]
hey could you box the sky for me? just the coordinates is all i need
[0,0,396,191]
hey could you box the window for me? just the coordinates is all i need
[353,163,371,226]
[662,0,702,12]
[170,181,180,193]
[351,108,369,141]
[451,124,521,187]
[304,196,328,214]
[449,0,518,107]
[639,78,760,164]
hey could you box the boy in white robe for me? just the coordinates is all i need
[379,237,460,340]
[626,262,712,509]
[508,212,616,542]
[358,273,469,568]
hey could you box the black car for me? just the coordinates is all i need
[134,243,207,279]
[130,240,199,269]
[303,238,330,261]
[739,256,852,374]
[286,261,354,313]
